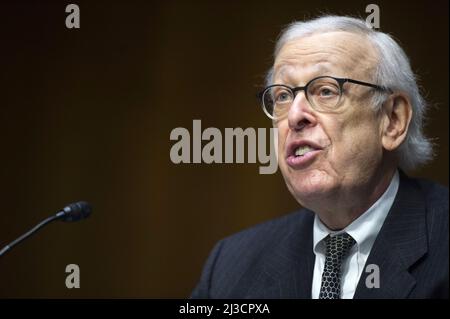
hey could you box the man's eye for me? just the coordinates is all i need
[318,86,338,97]
[275,91,292,103]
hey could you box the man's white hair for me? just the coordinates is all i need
[266,15,434,171]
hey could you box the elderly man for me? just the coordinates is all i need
[191,16,448,299]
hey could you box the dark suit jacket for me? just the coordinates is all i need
[191,173,449,298]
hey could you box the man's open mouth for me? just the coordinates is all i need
[285,141,323,168]
[287,140,322,157]
[294,145,317,157]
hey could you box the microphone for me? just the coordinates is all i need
[0,201,92,257]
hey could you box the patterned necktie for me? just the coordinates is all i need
[319,232,356,299]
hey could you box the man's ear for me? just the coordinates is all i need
[381,93,413,151]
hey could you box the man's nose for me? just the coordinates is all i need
[287,91,317,131]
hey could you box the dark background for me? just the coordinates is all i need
[0,0,447,298]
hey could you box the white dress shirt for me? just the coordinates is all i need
[311,170,400,299]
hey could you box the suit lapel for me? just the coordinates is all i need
[246,211,315,298]
[354,172,428,298]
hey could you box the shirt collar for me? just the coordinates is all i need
[313,170,400,254]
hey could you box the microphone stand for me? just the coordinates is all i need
[0,214,61,257]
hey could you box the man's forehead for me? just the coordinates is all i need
[274,63,337,85]
[273,31,377,81]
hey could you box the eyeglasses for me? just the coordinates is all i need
[259,76,392,120]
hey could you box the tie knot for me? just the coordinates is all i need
[325,232,356,263]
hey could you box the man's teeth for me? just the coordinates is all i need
[295,145,315,156]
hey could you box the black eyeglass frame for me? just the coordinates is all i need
[259,76,393,119]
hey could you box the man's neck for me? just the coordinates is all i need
[314,168,397,231]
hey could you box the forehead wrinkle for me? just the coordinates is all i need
[274,62,334,85]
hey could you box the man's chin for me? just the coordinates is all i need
[287,180,336,207]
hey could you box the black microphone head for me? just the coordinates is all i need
[59,201,92,222]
